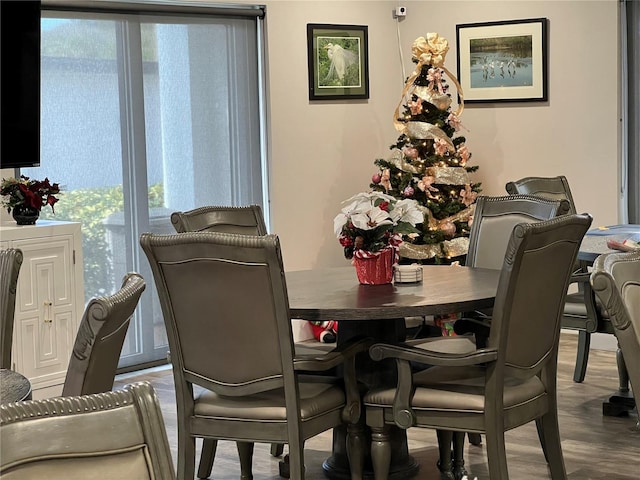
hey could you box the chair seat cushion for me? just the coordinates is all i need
[364,365,546,413]
[194,382,345,421]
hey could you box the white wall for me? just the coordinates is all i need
[266,0,620,271]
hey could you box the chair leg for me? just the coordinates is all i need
[538,411,568,479]
[452,432,468,480]
[270,443,285,457]
[616,345,630,392]
[436,430,454,479]
[177,430,196,480]
[484,422,509,479]
[573,330,591,383]
[236,441,254,480]
[468,432,482,446]
[535,418,548,463]
[370,426,392,480]
[197,439,217,479]
[288,440,306,480]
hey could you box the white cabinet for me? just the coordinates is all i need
[0,220,84,399]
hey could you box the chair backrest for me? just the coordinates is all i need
[140,232,297,400]
[466,194,570,270]
[488,213,592,380]
[0,248,23,369]
[62,273,146,396]
[170,204,267,235]
[591,251,640,399]
[0,382,174,480]
[505,175,577,215]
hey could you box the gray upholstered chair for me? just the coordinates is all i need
[0,381,174,480]
[454,193,570,343]
[140,231,368,480]
[505,175,609,383]
[590,250,640,431]
[363,213,592,480]
[170,204,267,235]
[62,272,145,396]
[0,248,23,370]
[170,204,288,471]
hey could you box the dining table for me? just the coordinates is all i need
[0,368,32,405]
[579,224,639,417]
[286,264,501,480]
[579,224,640,262]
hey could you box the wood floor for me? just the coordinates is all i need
[114,333,639,480]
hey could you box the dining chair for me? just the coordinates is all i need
[170,204,268,235]
[453,193,571,345]
[140,231,369,480]
[505,175,609,383]
[0,381,174,480]
[363,213,593,480]
[62,272,146,396]
[170,203,288,471]
[590,250,640,431]
[0,248,23,370]
[409,194,571,472]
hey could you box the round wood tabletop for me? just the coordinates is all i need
[286,265,500,321]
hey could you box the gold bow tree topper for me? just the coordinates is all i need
[370,33,481,262]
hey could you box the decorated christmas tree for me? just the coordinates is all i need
[370,33,481,263]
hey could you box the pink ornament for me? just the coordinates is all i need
[403,186,415,197]
[403,147,419,160]
[440,221,456,238]
[371,173,382,184]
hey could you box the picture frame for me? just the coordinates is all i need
[307,24,369,100]
[456,18,548,103]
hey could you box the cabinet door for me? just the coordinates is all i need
[12,235,78,391]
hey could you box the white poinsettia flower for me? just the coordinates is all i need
[391,199,423,225]
[333,212,349,236]
[350,205,394,231]
[334,198,369,236]
[343,191,395,205]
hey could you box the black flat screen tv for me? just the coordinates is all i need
[1,0,41,169]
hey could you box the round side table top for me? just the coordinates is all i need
[0,368,32,404]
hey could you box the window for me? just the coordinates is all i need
[24,3,267,368]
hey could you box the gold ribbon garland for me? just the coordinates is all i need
[393,33,465,135]
[388,148,418,173]
[406,122,455,151]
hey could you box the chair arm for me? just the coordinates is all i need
[569,271,591,285]
[452,317,491,336]
[369,342,498,367]
[293,337,373,423]
[292,336,373,372]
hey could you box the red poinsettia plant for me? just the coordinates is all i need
[1,175,61,213]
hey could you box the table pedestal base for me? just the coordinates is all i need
[321,424,419,480]
[319,319,420,479]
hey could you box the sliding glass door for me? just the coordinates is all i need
[25,7,267,368]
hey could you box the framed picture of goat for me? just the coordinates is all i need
[456,18,548,103]
[307,24,369,100]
